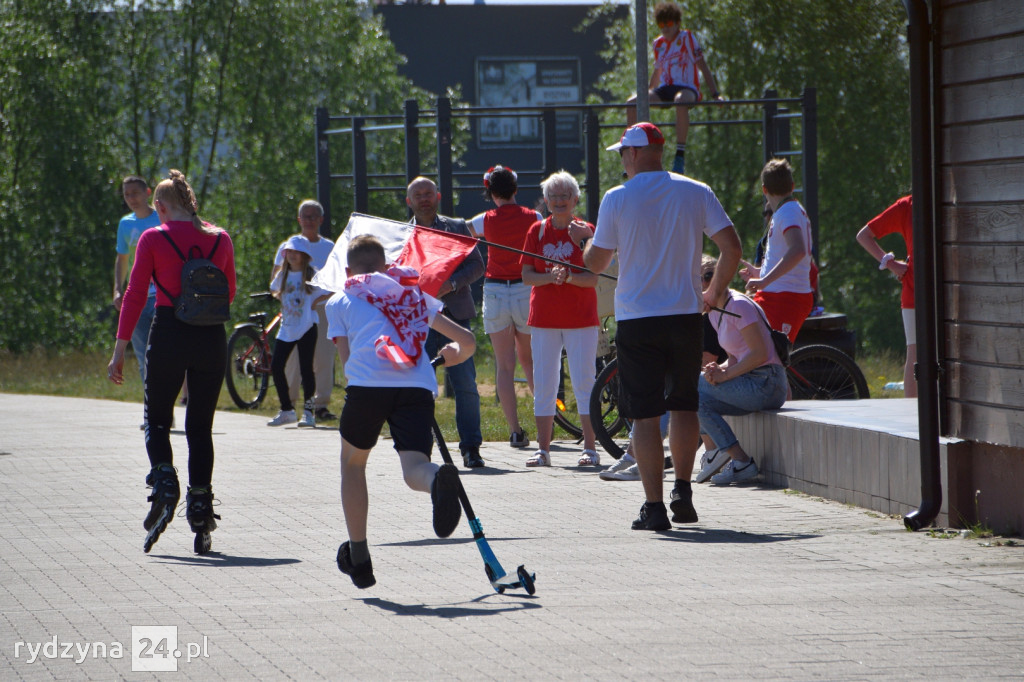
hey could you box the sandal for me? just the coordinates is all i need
[578,449,601,467]
[525,450,550,467]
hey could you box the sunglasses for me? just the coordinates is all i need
[702,271,715,282]
[657,20,676,28]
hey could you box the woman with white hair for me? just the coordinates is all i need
[520,171,601,467]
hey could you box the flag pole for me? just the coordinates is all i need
[409,222,619,281]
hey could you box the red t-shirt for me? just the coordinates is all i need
[867,195,914,308]
[520,217,598,329]
[481,204,540,280]
[117,220,237,339]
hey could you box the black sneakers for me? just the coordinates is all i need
[431,464,462,538]
[315,407,337,421]
[669,484,699,524]
[337,541,375,589]
[461,447,484,468]
[631,501,671,531]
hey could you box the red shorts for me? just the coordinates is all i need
[752,291,814,343]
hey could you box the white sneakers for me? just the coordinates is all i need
[599,455,637,480]
[710,459,759,485]
[267,410,297,427]
[267,409,316,428]
[695,447,731,483]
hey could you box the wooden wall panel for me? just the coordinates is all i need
[943,244,1024,281]
[947,401,1024,446]
[940,77,1024,124]
[947,362,1024,409]
[944,283,1024,325]
[940,34,1024,85]
[940,119,1024,165]
[940,0,1024,45]
[941,203,1024,243]
[945,323,1024,366]
[940,162,1024,203]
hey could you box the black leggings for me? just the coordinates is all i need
[271,324,317,411]
[144,307,226,488]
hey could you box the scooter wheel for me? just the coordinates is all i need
[194,532,212,555]
[517,565,536,595]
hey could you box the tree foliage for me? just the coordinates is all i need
[587,0,911,352]
[0,0,430,351]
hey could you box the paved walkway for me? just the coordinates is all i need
[1,394,1022,680]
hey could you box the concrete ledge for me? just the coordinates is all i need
[726,399,969,526]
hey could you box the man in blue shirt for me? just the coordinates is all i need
[113,176,162,385]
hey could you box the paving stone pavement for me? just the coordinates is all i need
[1,393,1022,681]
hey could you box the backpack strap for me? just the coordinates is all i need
[157,227,188,262]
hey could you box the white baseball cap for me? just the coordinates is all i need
[283,235,315,257]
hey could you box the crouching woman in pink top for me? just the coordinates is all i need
[107,169,236,553]
[697,267,787,486]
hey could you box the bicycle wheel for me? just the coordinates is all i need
[225,325,270,409]
[589,357,630,459]
[553,350,584,438]
[787,344,870,400]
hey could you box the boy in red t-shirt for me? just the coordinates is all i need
[857,195,916,397]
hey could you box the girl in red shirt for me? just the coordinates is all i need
[107,169,236,554]
[468,166,542,449]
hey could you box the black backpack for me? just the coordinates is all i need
[153,229,231,326]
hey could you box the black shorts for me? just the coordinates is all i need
[615,314,702,419]
[653,84,698,103]
[339,385,435,455]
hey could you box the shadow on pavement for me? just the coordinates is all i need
[654,528,819,544]
[380,536,537,547]
[150,552,302,567]
[360,596,541,618]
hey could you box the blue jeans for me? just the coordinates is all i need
[132,294,157,383]
[698,364,788,451]
[426,317,482,451]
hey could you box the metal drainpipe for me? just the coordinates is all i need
[902,0,943,531]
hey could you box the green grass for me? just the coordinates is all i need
[858,348,906,398]
[0,340,536,445]
[0,342,906,442]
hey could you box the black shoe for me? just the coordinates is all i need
[337,541,376,589]
[631,502,671,531]
[669,484,699,523]
[315,407,337,421]
[431,463,462,538]
[461,447,484,469]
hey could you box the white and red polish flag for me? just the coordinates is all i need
[311,213,477,297]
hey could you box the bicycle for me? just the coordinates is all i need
[589,342,870,460]
[224,292,280,409]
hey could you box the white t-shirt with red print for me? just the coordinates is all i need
[653,29,704,95]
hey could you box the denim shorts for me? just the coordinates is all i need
[482,281,531,335]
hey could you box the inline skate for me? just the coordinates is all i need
[143,464,179,553]
[185,487,220,555]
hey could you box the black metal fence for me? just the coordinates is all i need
[315,87,818,254]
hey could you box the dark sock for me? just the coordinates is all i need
[350,540,370,564]
[674,479,691,492]
[675,143,686,157]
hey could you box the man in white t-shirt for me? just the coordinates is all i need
[569,122,742,532]
[270,200,337,420]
